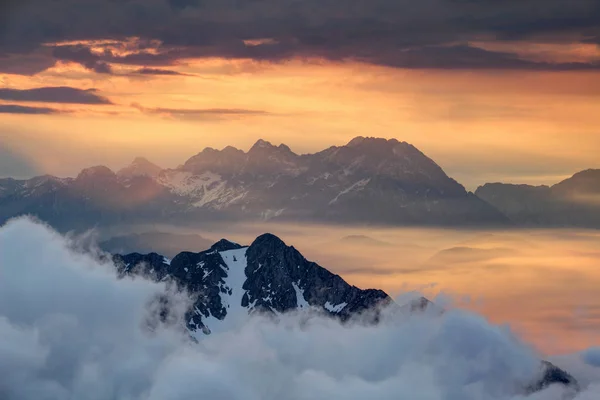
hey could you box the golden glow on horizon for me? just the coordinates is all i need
[1,56,600,188]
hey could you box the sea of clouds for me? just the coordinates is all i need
[1,217,600,400]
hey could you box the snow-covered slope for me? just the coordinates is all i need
[191,247,251,335]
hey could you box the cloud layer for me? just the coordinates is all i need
[1,217,600,399]
[1,0,599,74]
[131,103,269,120]
[0,87,112,104]
[0,104,60,114]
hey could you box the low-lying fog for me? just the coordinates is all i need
[4,217,600,400]
[104,222,600,355]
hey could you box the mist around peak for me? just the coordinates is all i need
[1,217,599,399]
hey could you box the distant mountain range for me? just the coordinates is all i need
[0,137,508,231]
[112,232,577,394]
[1,136,598,230]
[476,169,600,228]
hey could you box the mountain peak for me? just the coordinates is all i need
[347,136,366,146]
[76,165,116,180]
[567,168,600,181]
[221,145,244,155]
[182,145,246,175]
[250,233,287,249]
[244,140,300,175]
[118,157,162,179]
[552,168,600,195]
[200,147,219,154]
[346,136,400,147]
[250,138,274,150]
[132,156,151,164]
[278,143,292,152]
[248,139,295,154]
[248,139,283,154]
[210,238,243,252]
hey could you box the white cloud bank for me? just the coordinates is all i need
[0,217,599,400]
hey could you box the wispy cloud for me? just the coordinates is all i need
[50,45,113,74]
[134,67,188,76]
[131,103,269,120]
[0,104,61,114]
[0,87,112,105]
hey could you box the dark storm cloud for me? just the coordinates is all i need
[52,44,181,67]
[48,41,600,74]
[0,104,60,114]
[51,45,113,74]
[0,0,599,74]
[0,87,112,104]
[324,44,600,71]
[0,49,57,75]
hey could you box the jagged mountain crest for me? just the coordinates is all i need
[210,238,243,252]
[552,168,600,194]
[248,138,292,153]
[310,137,463,192]
[113,232,398,336]
[180,145,246,176]
[178,137,447,178]
[76,165,117,181]
[0,136,511,229]
[117,157,163,179]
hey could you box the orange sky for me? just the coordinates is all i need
[1,48,600,189]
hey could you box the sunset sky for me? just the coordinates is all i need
[1,0,599,189]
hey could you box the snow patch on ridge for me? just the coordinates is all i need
[195,247,250,337]
[158,171,221,197]
[292,282,309,309]
[329,178,371,205]
[261,208,285,220]
[158,170,246,209]
[324,301,348,313]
